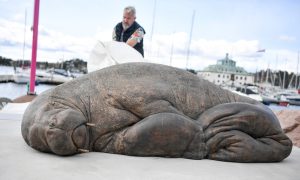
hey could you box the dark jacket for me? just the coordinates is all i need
[114,21,145,56]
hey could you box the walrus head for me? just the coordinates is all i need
[21,92,89,155]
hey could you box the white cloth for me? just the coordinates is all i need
[88,41,146,73]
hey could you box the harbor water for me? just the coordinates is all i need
[268,104,300,111]
[0,66,55,100]
[0,82,56,100]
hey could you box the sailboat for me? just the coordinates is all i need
[271,51,300,106]
[13,9,31,84]
[13,68,30,84]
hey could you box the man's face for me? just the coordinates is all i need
[122,11,135,29]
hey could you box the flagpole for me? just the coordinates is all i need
[28,0,40,95]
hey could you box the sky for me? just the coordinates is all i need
[0,0,299,73]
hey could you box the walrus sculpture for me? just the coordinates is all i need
[21,62,292,162]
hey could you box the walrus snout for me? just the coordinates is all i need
[24,107,88,156]
[45,109,88,155]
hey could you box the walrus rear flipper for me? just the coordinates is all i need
[198,103,292,162]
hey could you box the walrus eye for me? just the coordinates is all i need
[49,121,55,129]
[48,117,58,129]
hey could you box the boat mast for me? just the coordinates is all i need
[169,32,175,66]
[186,10,196,69]
[288,74,295,89]
[149,0,156,57]
[283,59,287,89]
[296,50,299,89]
[272,54,278,86]
[28,0,40,95]
[22,9,27,67]
[266,62,270,84]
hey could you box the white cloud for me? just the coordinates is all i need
[0,19,26,44]
[279,35,296,42]
[0,18,299,74]
[144,32,267,72]
[0,18,98,62]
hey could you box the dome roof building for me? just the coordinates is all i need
[197,53,254,87]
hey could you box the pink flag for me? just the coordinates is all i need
[257,49,266,53]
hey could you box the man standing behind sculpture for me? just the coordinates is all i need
[113,6,146,57]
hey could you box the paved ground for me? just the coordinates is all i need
[0,103,299,180]
[12,94,37,103]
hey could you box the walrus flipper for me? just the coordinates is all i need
[102,113,207,159]
[197,102,292,162]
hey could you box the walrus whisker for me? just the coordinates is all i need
[78,149,89,153]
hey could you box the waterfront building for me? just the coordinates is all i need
[197,53,254,87]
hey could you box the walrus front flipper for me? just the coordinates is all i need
[198,103,292,162]
[104,113,207,159]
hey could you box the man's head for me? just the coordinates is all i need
[122,6,136,29]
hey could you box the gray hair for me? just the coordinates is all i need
[124,6,136,17]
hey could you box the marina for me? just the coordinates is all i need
[0,66,82,85]
[197,54,300,107]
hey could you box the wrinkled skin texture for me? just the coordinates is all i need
[21,63,292,162]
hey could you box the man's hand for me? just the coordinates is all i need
[126,27,144,47]
[126,38,138,47]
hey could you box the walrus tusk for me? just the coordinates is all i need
[86,123,96,127]
[78,149,89,153]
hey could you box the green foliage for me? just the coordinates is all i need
[0,56,13,66]
[0,55,87,74]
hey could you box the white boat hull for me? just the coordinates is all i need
[13,73,30,84]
